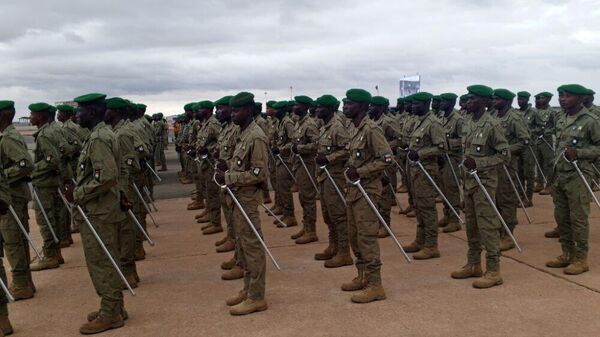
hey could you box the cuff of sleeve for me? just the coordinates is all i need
[224,172,234,186]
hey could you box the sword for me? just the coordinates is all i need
[468,169,522,253]
[528,145,547,185]
[565,154,600,210]
[391,157,406,175]
[8,205,43,261]
[445,152,464,204]
[127,210,155,246]
[56,187,74,217]
[0,277,14,302]
[142,186,158,212]
[383,171,403,212]
[320,165,347,207]
[132,182,159,228]
[76,205,136,296]
[513,170,531,205]
[502,165,533,224]
[296,154,319,194]
[28,183,59,243]
[145,162,162,182]
[214,174,281,270]
[260,204,287,228]
[414,161,465,225]
[538,135,554,152]
[344,169,411,263]
[276,154,297,183]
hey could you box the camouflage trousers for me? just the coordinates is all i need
[201,164,221,228]
[0,197,31,287]
[379,166,397,227]
[276,162,295,217]
[348,194,382,285]
[440,155,462,222]
[319,169,348,250]
[518,144,536,200]
[411,165,439,247]
[294,157,317,233]
[496,160,519,234]
[553,174,590,260]
[535,139,554,186]
[33,186,61,256]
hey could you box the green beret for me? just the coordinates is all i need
[535,92,553,98]
[144,115,152,121]
[370,96,389,106]
[29,102,53,113]
[106,97,129,110]
[294,95,313,105]
[197,100,214,109]
[273,101,288,110]
[214,96,233,106]
[588,88,596,95]
[189,103,199,111]
[255,102,262,109]
[557,84,588,96]
[345,89,372,103]
[396,97,404,104]
[467,85,494,98]
[493,89,516,100]
[136,103,147,111]
[517,91,531,98]
[0,101,14,111]
[183,103,195,111]
[432,95,441,101]
[404,95,414,103]
[440,93,458,101]
[412,92,434,102]
[317,95,338,107]
[74,93,106,104]
[157,112,164,118]
[459,94,469,101]
[287,100,296,107]
[229,92,255,107]
[266,100,276,108]
[56,104,75,113]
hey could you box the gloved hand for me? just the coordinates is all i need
[198,147,209,155]
[437,155,445,167]
[271,147,280,155]
[120,192,132,212]
[291,144,299,154]
[215,169,226,185]
[407,149,419,162]
[463,156,477,171]
[64,183,75,203]
[0,199,8,215]
[315,154,329,167]
[346,165,359,182]
[565,146,577,162]
[216,159,228,172]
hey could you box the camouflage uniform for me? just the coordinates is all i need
[196,116,222,231]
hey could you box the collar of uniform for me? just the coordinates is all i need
[564,106,591,127]
[92,121,107,133]
[323,114,337,130]
[113,118,126,131]
[355,114,369,131]
[239,120,257,143]
[297,114,309,126]
[473,110,492,126]
[4,124,15,134]
[419,110,431,122]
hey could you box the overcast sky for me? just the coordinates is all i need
[1,0,599,117]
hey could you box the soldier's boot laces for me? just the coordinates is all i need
[546,253,572,268]
[350,283,386,304]
[222,266,244,280]
[226,290,247,306]
[413,246,441,260]
[216,239,235,253]
[341,272,366,292]
[564,258,589,275]
[443,220,461,233]
[451,263,483,279]
[472,271,503,289]
[79,313,124,335]
[314,243,337,261]
[402,241,422,253]
[229,298,268,316]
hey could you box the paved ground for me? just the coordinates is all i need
[8,148,600,336]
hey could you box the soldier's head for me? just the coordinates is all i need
[517,91,531,109]
[28,102,56,128]
[292,96,312,119]
[230,92,255,127]
[343,89,371,120]
[196,101,214,121]
[266,101,276,117]
[215,96,233,124]
[273,101,287,119]
[492,89,515,111]
[459,94,468,110]
[583,88,595,108]
[104,97,128,126]
[0,101,16,127]
[309,102,317,117]
[136,103,147,118]
[466,85,494,115]
[411,92,433,116]
[56,104,75,123]
[439,93,457,114]
[534,92,552,109]
[254,102,262,118]
[431,96,441,112]
[404,95,413,114]
[74,93,107,129]
[368,96,388,120]
[396,98,405,113]
[558,84,587,113]
[315,95,337,121]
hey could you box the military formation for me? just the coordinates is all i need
[0,82,598,334]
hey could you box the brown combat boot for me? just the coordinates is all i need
[87,307,128,322]
[0,315,13,336]
[221,257,236,270]
[397,184,409,193]
[500,236,516,251]
[124,273,138,289]
[539,186,552,195]
[377,227,390,238]
[59,238,71,248]
[435,196,443,203]
[295,232,318,244]
[341,271,366,291]
[451,263,483,279]
[290,228,304,240]
[57,250,65,264]
[406,209,417,218]
[413,246,441,260]
[399,204,413,215]
[277,215,298,227]
[442,220,461,233]
[222,266,244,280]
[350,283,386,303]
[324,251,354,268]
[79,313,124,335]
[564,258,589,275]
[263,193,272,204]
[546,253,572,268]
[195,210,207,219]
[266,206,283,216]
[215,236,228,247]
[187,200,205,210]
[203,226,223,235]
[10,283,34,301]
[545,227,560,238]
[472,271,503,289]
[201,223,212,230]
[30,255,60,272]
[181,177,193,184]
[216,239,235,253]
[533,183,544,193]
[226,290,247,306]
[402,241,422,253]
[314,243,337,261]
[230,298,268,316]
[437,215,448,228]
[134,245,146,261]
[196,214,210,224]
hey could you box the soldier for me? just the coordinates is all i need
[105,97,142,288]
[153,113,168,171]
[272,101,299,231]
[516,91,536,206]
[402,92,446,259]
[458,94,469,117]
[437,93,464,233]
[395,97,410,194]
[0,101,35,300]
[253,102,273,204]
[178,104,195,184]
[492,89,530,252]
[546,84,600,275]
[265,101,281,215]
[186,104,206,211]
[29,102,69,271]
[532,92,555,195]
[451,85,509,289]
[314,95,352,267]
[368,96,399,238]
[341,88,392,303]
[291,96,319,244]
[398,95,418,218]
[216,92,269,315]
[431,95,441,116]
[0,151,14,334]
[69,93,127,334]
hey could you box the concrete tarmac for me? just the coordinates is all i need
[8,148,600,336]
